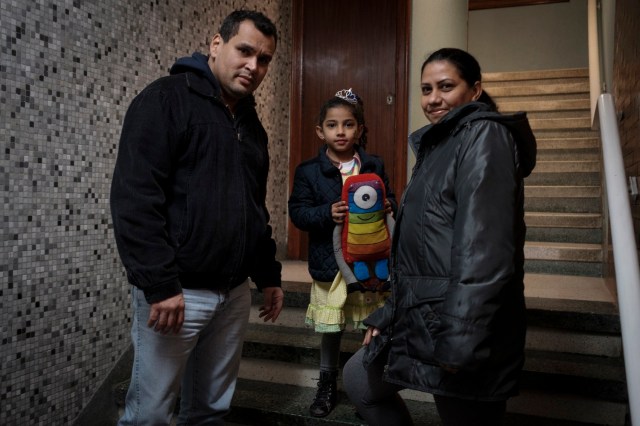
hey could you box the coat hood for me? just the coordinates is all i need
[168,52,256,109]
[170,52,213,78]
[411,102,537,177]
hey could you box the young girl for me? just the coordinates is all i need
[288,89,396,418]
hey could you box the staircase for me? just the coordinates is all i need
[486,68,604,277]
[225,69,629,426]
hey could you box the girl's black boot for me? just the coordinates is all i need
[309,370,338,417]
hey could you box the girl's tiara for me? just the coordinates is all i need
[335,88,359,105]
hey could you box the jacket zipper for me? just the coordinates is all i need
[215,97,246,289]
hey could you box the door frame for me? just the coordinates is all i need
[287,0,411,259]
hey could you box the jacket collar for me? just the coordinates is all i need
[418,102,490,146]
[183,72,256,111]
[318,144,373,176]
[417,101,537,178]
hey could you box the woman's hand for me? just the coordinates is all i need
[440,364,460,374]
[331,200,348,223]
[362,326,380,346]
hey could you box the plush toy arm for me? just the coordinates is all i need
[333,224,358,285]
[386,212,395,238]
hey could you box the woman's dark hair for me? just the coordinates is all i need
[317,92,368,149]
[421,48,497,111]
[219,10,278,45]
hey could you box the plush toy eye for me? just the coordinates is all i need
[353,185,378,210]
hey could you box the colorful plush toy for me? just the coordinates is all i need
[333,173,394,292]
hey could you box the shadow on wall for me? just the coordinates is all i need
[72,346,132,426]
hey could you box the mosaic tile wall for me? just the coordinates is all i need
[0,0,291,424]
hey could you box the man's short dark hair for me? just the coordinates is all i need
[219,10,278,45]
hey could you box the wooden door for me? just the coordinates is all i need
[288,0,410,260]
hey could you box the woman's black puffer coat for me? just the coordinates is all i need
[363,102,536,401]
[288,145,396,282]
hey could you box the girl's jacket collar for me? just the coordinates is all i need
[319,144,371,176]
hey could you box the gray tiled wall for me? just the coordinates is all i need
[0,1,291,424]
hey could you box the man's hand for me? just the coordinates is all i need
[258,286,284,322]
[147,293,185,334]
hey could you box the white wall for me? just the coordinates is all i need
[408,1,469,171]
[468,0,589,72]
[406,0,590,174]
[409,1,468,134]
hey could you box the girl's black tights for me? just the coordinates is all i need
[319,331,343,372]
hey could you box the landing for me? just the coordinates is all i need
[280,260,617,305]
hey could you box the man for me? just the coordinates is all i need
[110,10,283,425]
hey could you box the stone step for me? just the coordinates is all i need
[524,259,602,277]
[525,186,601,213]
[498,99,590,113]
[529,117,593,131]
[496,93,591,103]
[536,137,600,151]
[534,161,600,173]
[536,137,601,161]
[485,82,589,98]
[110,264,623,426]
[240,264,624,425]
[229,377,443,426]
[525,185,601,198]
[115,358,626,426]
[526,160,600,186]
[229,290,626,425]
[525,212,602,244]
[483,68,589,83]
[239,334,625,407]
[524,348,625,384]
[526,110,592,121]
[245,304,620,362]
[525,212,602,229]
[536,149,600,161]
[523,238,604,276]
[526,226,602,244]
[524,241,602,263]
[534,129,601,139]
[229,376,626,425]
[506,389,627,426]
[276,262,617,326]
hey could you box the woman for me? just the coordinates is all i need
[343,48,536,426]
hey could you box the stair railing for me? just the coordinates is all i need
[597,93,640,426]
